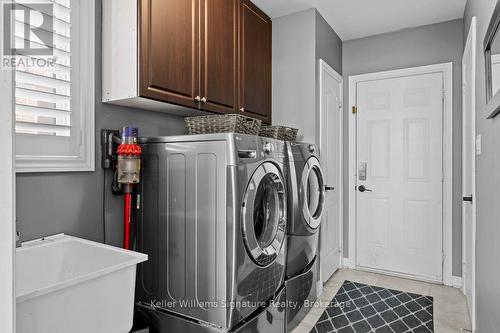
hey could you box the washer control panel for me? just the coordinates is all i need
[263,142,274,154]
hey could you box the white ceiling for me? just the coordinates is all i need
[251,0,467,41]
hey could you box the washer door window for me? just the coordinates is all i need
[301,157,325,229]
[242,162,287,267]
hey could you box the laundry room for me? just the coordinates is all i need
[1,0,500,332]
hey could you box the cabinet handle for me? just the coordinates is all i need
[194,96,201,102]
[201,97,207,103]
[240,108,245,112]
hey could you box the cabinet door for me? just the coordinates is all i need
[199,0,238,113]
[139,0,200,109]
[239,0,272,124]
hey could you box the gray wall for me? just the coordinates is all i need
[273,9,317,142]
[273,9,342,143]
[272,8,342,283]
[463,1,500,331]
[16,0,186,246]
[315,11,342,75]
[342,19,464,276]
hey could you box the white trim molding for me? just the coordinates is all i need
[342,258,355,269]
[452,276,463,290]
[347,63,454,286]
[0,44,15,333]
[16,0,96,173]
[316,280,324,299]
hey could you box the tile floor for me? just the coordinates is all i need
[292,269,472,333]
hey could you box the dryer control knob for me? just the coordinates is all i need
[308,145,316,153]
[263,142,273,154]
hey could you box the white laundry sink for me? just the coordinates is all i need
[16,234,147,333]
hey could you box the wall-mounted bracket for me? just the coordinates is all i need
[101,129,121,169]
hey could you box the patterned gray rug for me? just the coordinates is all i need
[310,280,433,333]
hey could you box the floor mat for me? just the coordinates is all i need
[310,280,434,333]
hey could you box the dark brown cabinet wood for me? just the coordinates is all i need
[138,0,271,122]
[239,0,272,124]
[200,0,238,114]
[139,0,200,109]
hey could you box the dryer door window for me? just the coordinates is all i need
[242,162,287,267]
[301,157,325,229]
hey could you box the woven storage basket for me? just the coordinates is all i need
[259,125,299,141]
[185,114,262,135]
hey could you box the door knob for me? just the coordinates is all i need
[201,97,207,103]
[240,107,245,112]
[194,96,201,102]
[358,185,372,193]
[463,195,473,203]
[325,185,335,192]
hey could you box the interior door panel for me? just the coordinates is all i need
[356,73,444,282]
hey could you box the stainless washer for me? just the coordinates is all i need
[135,134,287,333]
[284,142,326,332]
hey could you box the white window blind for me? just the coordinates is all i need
[14,0,72,137]
[14,0,95,173]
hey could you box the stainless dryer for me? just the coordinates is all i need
[284,142,326,331]
[135,134,288,333]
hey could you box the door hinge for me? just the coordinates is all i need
[352,106,357,114]
[441,90,445,101]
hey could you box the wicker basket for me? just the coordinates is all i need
[185,114,262,135]
[259,125,299,141]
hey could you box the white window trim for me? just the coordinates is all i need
[16,0,95,173]
[0,46,15,333]
[346,62,455,286]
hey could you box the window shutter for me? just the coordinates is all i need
[14,0,72,137]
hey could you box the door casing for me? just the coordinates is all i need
[317,59,343,289]
[347,63,454,286]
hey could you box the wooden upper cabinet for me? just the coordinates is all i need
[135,0,271,119]
[199,0,238,114]
[239,0,272,124]
[139,0,200,109]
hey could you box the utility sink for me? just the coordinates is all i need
[16,234,147,333]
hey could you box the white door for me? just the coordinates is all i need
[462,17,476,331]
[356,73,444,282]
[318,60,342,282]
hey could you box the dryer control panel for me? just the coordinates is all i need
[263,142,274,154]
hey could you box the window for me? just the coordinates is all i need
[13,0,95,172]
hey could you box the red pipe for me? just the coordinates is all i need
[123,192,132,250]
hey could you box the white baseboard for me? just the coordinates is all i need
[342,257,355,269]
[452,276,463,289]
[316,280,323,299]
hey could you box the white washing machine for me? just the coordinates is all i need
[135,133,288,333]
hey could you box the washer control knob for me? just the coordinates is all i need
[308,144,316,153]
[263,142,273,154]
